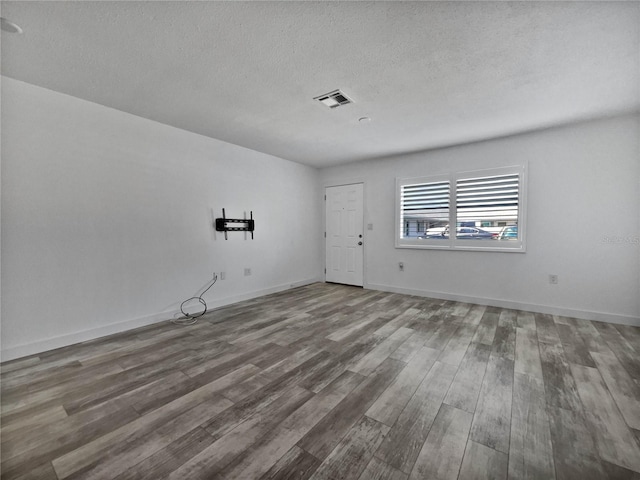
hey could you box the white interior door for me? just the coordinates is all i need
[325,183,364,286]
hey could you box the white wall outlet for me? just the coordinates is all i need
[244,268,251,276]
[220,271,226,280]
[549,274,558,284]
[367,223,373,230]
[399,262,404,271]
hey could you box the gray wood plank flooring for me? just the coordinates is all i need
[2,283,640,479]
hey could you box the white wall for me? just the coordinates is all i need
[1,78,323,361]
[320,114,640,325]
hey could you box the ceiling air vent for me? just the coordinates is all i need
[314,90,353,108]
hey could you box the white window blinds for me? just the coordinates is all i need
[400,180,450,238]
[456,173,519,224]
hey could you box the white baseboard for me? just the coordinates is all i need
[0,277,322,362]
[365,282,640,327]
[201,277,323,311]
[1,310,174,363]
[6,277,633,362]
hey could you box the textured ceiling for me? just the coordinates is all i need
[1,1,639,168]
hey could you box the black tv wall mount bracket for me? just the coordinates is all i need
[215,208,254,240]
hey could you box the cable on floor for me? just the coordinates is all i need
[172,273,218,326]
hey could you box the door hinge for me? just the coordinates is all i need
[324,232,326,238]
[324,195,326,201]
[324,268,326,274]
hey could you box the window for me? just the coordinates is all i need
[399,176,450,239]
[396,165,526,252]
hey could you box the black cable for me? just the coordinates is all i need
[173,274,217,326]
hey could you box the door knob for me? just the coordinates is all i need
[358,241,363,246]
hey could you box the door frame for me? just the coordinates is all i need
[323,181,366,287]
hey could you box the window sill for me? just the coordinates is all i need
[395,241,526,253]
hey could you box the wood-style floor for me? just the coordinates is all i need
[2,283,640,480]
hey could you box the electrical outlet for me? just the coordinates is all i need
[549,274,558,285]
[399,262,404,271]
[244,268,251,276]
[220,271,226,280]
